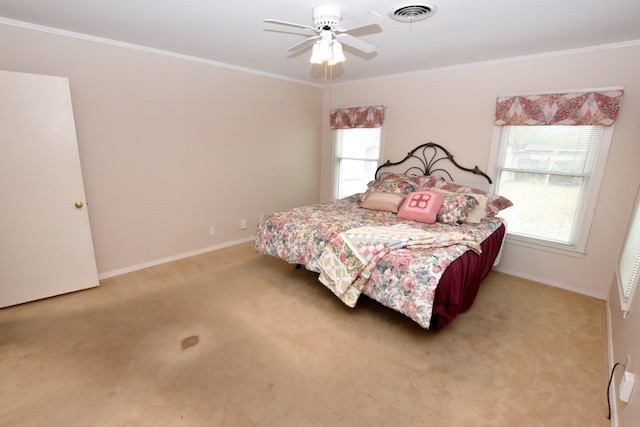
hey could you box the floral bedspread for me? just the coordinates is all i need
[317,225,481,308]
[254,195,503,328]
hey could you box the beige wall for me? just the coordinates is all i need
[322,45,640,300]
[0,23,322,275]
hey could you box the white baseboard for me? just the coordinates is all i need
[606,299,618,427]
[98,237,255,280]
[491,266,608,300]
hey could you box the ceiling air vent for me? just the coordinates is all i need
[389,2,437,23]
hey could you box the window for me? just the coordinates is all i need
[490,89,623,256]
[491,125,612,255]
[330,105,385,199]
[334,128,381,199]
[617,188,640,317]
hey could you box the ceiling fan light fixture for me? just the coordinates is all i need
[310,42,323,64]
[389,1,437,23]
[319,36,332,60]
[310,39,345,66]
[328,42,346,66]
[310,30,344,65]
[310,39,330,63]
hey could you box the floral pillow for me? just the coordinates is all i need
[360,172,447,201]
[431,181,512,218]
[413,174,446,189]
[485,193,513,217]
[377,172,446,189]
[432,189,487,223]
[360,173,417,201]
[437,194,478,224]
[397,190,444,224]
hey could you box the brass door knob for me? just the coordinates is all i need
[75,201,84,209]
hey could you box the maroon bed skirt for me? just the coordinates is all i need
[430,223,506,330]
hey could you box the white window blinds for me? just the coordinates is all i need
[494,125,604,248]
[334,128,381,199]
[617,189,640,317]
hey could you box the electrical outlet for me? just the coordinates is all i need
[620,371,635,403]
[209,226,215,235]
[240,219,247,230]
[627,354,632,370]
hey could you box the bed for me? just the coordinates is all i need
[255,143,512,330]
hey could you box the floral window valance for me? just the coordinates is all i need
[494,90,623,126]
[330,105,385,129]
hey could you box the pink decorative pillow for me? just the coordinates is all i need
[397,191,445,224]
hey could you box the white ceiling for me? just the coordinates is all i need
[1,0,639,85]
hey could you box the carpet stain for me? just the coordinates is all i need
[181,335,199,351]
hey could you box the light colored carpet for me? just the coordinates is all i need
[0,242,609,426]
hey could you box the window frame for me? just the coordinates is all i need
[332,127,384,200]
[487,125,614,257]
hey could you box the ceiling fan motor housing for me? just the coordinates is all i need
[313,5,342,30]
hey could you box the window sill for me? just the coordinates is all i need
[617,262,636,319]
[505,234,586,258]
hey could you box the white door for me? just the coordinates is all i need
[0,70,99,308]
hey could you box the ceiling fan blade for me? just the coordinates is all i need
[263,19,316,32]
[335,11,383,33]
[336,33,378,54]
[286,36,320,52]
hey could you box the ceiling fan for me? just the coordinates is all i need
[264,5,382,65]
